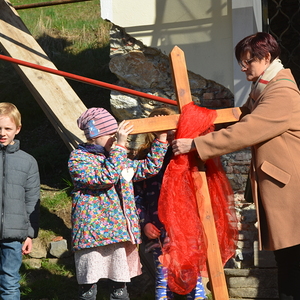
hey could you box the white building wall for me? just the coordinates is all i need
[232,0,262,105]
[101,0,262,106]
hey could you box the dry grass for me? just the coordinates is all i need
[15,0,110,54]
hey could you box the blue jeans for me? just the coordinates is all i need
[0,240,22,300]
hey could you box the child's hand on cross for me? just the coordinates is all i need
[152,115,169,142]
[116,120,133,147]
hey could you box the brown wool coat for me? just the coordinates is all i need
[194,69,300,251]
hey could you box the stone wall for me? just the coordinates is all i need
[222,150,256,269]
[109,22,234,151]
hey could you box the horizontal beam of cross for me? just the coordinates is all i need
[127,107,244,134]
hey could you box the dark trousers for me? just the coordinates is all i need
[274,244,300,300]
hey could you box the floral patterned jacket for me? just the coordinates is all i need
[68,139,168,251]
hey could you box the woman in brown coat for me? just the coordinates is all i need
[172,32,300,300]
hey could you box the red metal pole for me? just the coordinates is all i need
[0,54,177,106]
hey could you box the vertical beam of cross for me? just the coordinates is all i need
[169,46,230,300]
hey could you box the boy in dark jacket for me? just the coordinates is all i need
[0,102,40,300]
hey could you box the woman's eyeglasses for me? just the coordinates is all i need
[238,57,255,68]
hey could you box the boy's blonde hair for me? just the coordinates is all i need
[0,103,21,128]
[136,107,176,159]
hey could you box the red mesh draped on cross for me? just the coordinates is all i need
[158,102,238,295]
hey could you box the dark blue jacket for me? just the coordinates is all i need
[135,147,172,244]
[0,140,40,241]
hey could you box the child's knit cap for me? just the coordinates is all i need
[77,107,118,139]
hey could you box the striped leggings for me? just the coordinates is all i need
[153,248,206,300]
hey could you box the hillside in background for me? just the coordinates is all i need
[0,0,116,186]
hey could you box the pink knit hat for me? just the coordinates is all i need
[77,107,118,139]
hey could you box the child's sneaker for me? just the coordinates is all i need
[78,283,97,300]
[110,283,130,300]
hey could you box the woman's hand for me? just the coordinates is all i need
[172,138,195,155]
[144,223,161,240]
[116,120,133,147]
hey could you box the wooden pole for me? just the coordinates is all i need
[13,0,91,10]
[0,0,87,150]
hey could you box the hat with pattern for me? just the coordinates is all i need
[77,107,118,139]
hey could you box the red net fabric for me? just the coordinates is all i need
[158,102,238,294]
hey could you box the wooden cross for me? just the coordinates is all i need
[127,46,244,300]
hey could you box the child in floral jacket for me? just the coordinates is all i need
[68,107,168,300]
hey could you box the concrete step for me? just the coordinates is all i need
[225,268,278,299]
